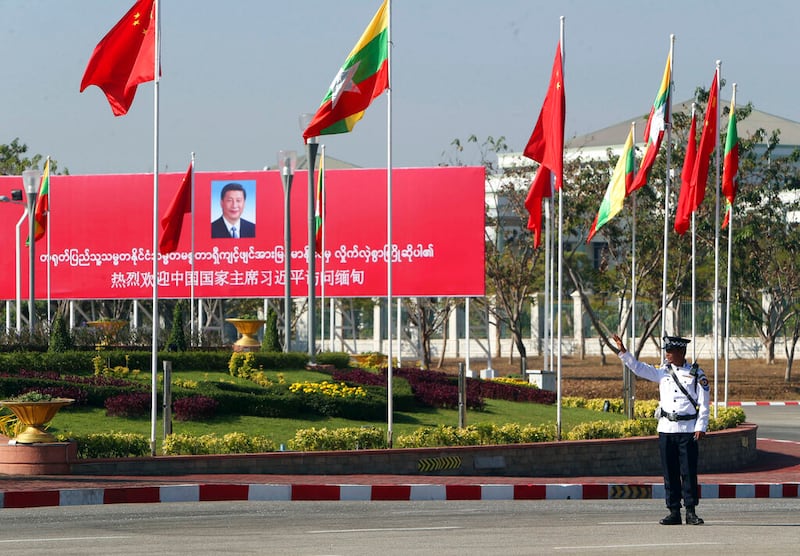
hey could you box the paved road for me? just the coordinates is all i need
[1,499,798,555]
[743,405,800,441]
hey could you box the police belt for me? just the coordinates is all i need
[660,409,698,422]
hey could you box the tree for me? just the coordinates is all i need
[48,309,74,352]
[402,297,455,370]
[445,135,543,373]
[0,138,65,175]
[262,306,282,352]
[731,123,800,365]
[166,301,188,352]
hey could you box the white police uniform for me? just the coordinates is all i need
[619,352,710,433]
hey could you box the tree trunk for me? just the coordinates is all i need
[512,331,527,375]
[436,318,448,369]
[785,333,797,383]
[766,336,776,364]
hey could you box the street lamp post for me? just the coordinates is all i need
[0,193,27,333]
[300,114,319,361]
[22,169,41,336]
[278,150,296,352]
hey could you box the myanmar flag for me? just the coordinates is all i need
[32,158,51,243]
[302,0,389,141]
[314,150,325,254]
[722,97,739,229]
[629,51,671,194]
[587,128,635,242]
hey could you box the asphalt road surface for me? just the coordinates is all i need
[1,499,799,555]
[743,405,800,441]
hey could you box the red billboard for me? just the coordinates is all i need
[0,167,485,300]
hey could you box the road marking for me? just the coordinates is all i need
[308,526,462,534]
[554,542,721,550]
[0,536,133,544]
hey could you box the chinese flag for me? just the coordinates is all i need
[524,168,553,248]
[674,109,698,235]
[522,42,565,247]
[80,0,156,116]
[159,162,193,254]
[686,71,719,225]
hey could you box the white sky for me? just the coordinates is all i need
[1,0,798,175]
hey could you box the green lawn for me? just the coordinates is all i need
[49,396,624,451]
[35,365,627,452]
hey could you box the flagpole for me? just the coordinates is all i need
[549,194,554,374]
[724,83,736,407]
[555,16,564,440]
[690,103,697,362]
[660,35,675,350]
[150,0,161,456]
[630,123,637,358]
[45,157,52,324]
[385,0,394,448]
[318,144,326,352]
[711,60,721,418]
[543,189,552,373]
[189,152,196,343]
[629,122,637,418]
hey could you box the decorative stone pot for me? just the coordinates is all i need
[226,318,266,352]
[0,399,74,443]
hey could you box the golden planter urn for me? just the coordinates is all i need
[226,318,266,352]
[1,399,74,443]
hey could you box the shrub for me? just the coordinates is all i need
[395,425,481,448]
[48,313,74,353]
[172,395,219,421]
[104,392,151,417]
[288,426,385,451]
[19,385,88,405]
[395,367,485,410]
[9,390,54,402]
[162,432,277,455]
[0,369,146,408]
[262,306,281,352]
[0,411,22,438]
[395,423,558,448]
[166,301,188,352]
[229,351,309,377]
[709,406,746,431]
[564,420,624,440]
[315,351,351,369]
[57,431,150,458]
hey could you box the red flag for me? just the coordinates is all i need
[523,42,565,247]
[159,162,193,254]
[80,0,156,116]
[524,168,553,248]
[685,71,719,227]
[674,109,698,235]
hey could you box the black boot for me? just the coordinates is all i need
[659,509,682,525]
[685,507,704,525]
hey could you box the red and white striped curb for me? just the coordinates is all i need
[1,482,798,509]
[726,401,800,406]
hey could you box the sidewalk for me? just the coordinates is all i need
[1,438,798,509]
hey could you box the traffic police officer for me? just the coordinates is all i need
[612,333,710,525]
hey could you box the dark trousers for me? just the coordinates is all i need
[658,432,699,510]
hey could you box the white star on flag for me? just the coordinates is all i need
[328,61,361,108]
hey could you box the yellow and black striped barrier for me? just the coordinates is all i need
[417,456,462,472]
[609,485,653,499]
